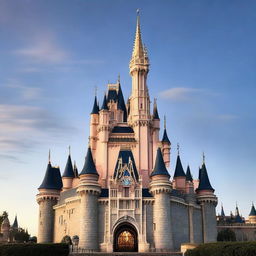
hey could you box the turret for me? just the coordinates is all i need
[249,203,256,224]
[72,161,80,187]
[117,83,127,122]
[149,148,173,251]
[90,96,99,151]
[152,99,160,163]
[12,215,18,230]
[185,165,194,194]
[196,155,217,242]
[36,152,63,243]
[1,217,10,242]
[77,147,101,251]
[62,147,75,190]
[234,204,244,223]
[173,147,186,192]
[221,204,225,217]
[161,117,171,167]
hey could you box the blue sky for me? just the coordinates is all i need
[0,0,256,235]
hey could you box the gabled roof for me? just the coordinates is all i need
[12,215,18,229]
[186,165,193,182]
[39,162,63,190]
[150,148,170,178]
[153,101,159,120]
[162,129,170,144]
[174,155,186,178]
[62,155,75,178]
[117,85,127,122]
[112,126,134,133]
[249,204,256,216]
[101,94,108,110]
[196,163,214,192]
[80,147,99,176]
[114,149,139,181]
[91,96,99,114]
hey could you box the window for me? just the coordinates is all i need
[124,187,129,197]
[135,200,140,209]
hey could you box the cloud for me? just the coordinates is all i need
[159,87,204,101]
[14,36,68,64]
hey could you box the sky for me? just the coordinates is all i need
[0,0,256,236]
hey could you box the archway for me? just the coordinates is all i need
[113,223,138,252]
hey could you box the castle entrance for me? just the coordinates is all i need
[113,223,138,252]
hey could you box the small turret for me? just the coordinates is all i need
[196,154,217,242]
[234,204,244,223]
[77,147,101,250]
[91,96,99,114]
[101,94,108,111]
[173,146,186,192]
[249,203,256,224]
[161,116,171,167]
[90,96,99,151]
[117,84,127,122]
[221,204,225,217]
[149,148,173,251]
[152,99,160,165]
[12,215,18,230]
[36,151,62,243]
[185,165,194,194]
[153,99,160,120]
[62,147,75,190]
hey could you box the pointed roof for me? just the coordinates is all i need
[196,163,215,192]
[221,205,225,217]
[101,94,108,110]
[73,162,79,178]
[131,11,144,59]
[38,162,63,190]
[162,129,170,143]
[117,85,127,122]
[185,165,193,182]
[12,215,18,229]
[62,154,75,178]
[249,204,256,216]
[153,100,160,120]
[91,96,99,114]
[80,147,99,176]
[174,155,186,178]
[150,148,170,178]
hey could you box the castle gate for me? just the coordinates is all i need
[113,222,138,252]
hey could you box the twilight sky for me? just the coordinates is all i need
[0,0,256,235]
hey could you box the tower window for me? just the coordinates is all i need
[124,187,129,197]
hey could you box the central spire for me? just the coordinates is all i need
[132,10,144,59]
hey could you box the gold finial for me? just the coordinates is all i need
[48,149,51,163]
[177,143,180,155]
[69,145,71,155]
[202,152,205,164]
[164,115,166,129]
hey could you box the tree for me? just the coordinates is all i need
[0,211,8,227]
[10,228,30,243]
[217,228,236,242]
[61,235,72,245]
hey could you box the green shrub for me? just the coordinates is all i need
[0,243,69,256]
[185,241,256,256]
[217,229,236,241]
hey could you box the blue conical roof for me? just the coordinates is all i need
[91,96,99,114]
[249,204,256,216]
[73,162,79,178]
[196,163,214,192]
[186,165,193,182]
[80,147,99,176]
[101,94,108,110]
[62,155,75,178]
[162,129,170,144]
[174,155,186,178]
[39,162,63,190]
[12,215,18,229]
[221,205,225,217]
[150,148,170,178]
[153,102,160,120]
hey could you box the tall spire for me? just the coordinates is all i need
[62,147,75,178]
[221,204,225,217]
[186,165,193,182]
[153,98,160,120]
[174,153,186,178]
[131,9,144,59]
[150,148,170,178]
[91,96,99,114]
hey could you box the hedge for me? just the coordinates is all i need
[185,241,256,256]
[0,243,69,256]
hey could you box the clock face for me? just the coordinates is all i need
[122,178,131,186]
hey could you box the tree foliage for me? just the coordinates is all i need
[61,235,72,245]
[217,228,236,242]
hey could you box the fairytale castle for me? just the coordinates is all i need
[36,13,218,252]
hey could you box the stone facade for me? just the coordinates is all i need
[37,13,218,252]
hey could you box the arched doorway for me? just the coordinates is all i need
[113,223,138,252]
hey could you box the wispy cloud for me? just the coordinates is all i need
[14,36,68,64]
[159,87,205,101]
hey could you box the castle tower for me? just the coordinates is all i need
[12,215,18,230]
[196,156,217,242]
[149,148,173,251]
[128,11,152,174]
[36,153,63,243]
[161,117,171,167]
[1,217,10,242]
[248,203,256,224]
[152,99,160,163]
[77,147,101,250]
[90,95,99,152]
[173,150,186,192]
[62,147,75,190]
[185,165,194,194]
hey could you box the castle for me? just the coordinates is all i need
[36,13,218,252]
[0,215,18,243]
